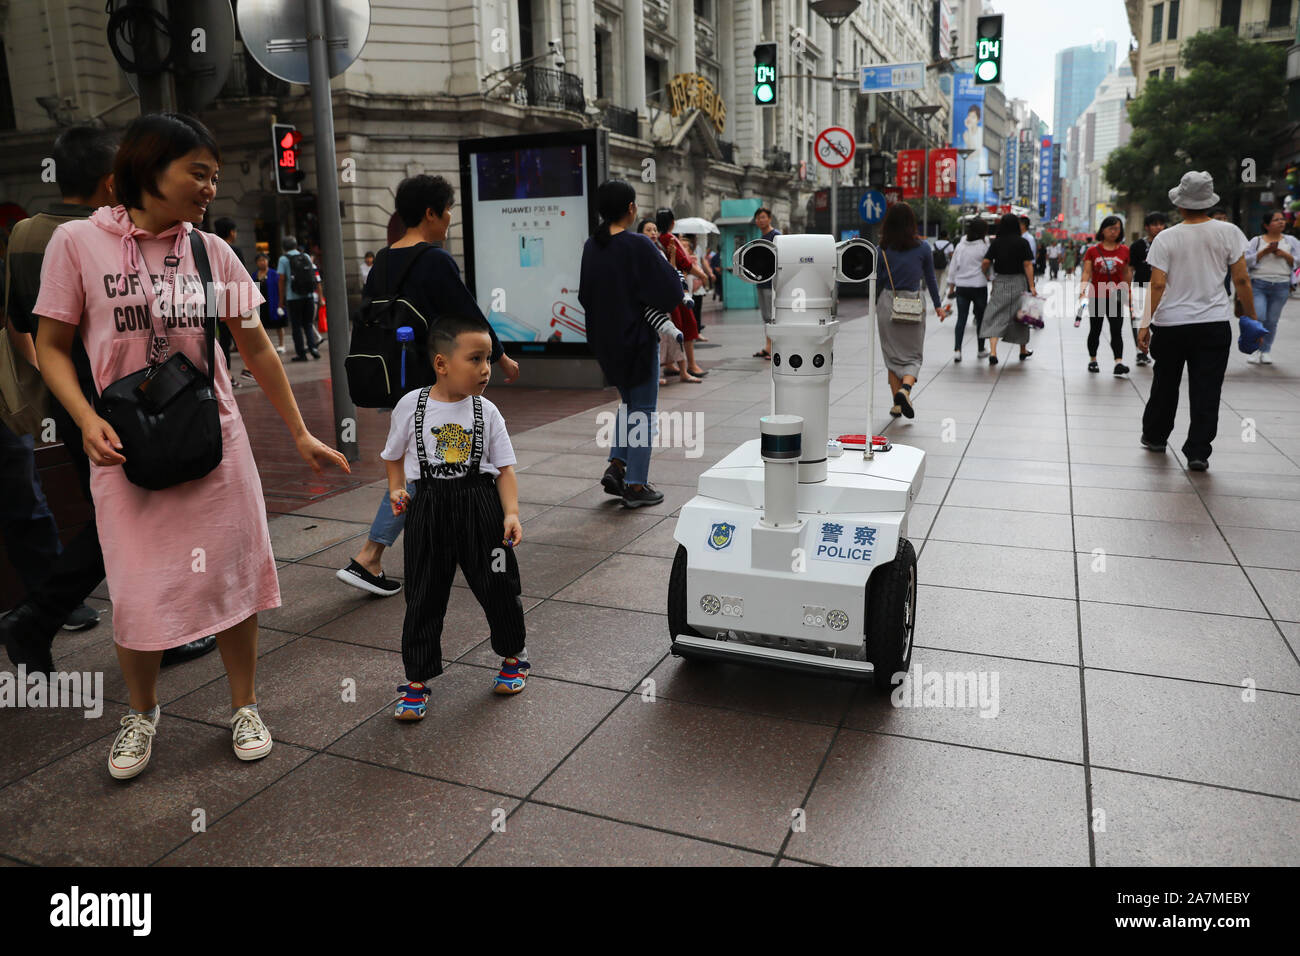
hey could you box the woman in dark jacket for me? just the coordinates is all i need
[579,180,684,508]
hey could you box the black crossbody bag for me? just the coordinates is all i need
[96,230,223,490]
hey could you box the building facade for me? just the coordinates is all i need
[1060,62,1136,234]
[1127,0,1298,93]
[1,0,959,296]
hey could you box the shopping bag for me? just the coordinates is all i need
[1015,292,1046,329]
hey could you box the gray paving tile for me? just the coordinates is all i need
[257,562,378,635]
[291,484,395,522]
[622,516,683,558]
[159,754,517,866]
[534,696,834,854]
[929,505,1074,551]
[1089,769,1300,866]
[1188,452,1300,477]
[266,514,368,562]
[517,473,609,505]
[1080,602,1300,693]
[646,654,858,725]
[1244,566,1300,622]
[0,705,116,789]
[914,585,1079,664]
[846,649,1082,760]
[166,636,398,750]
[1069,444,1181,468]
[466,802,771,866]
[786,730,1089,866]
[1085,670,1300,799]
[328,665,622,796]
[520,504,662,551]
[1205,495,1300,531]
[1076,553,1267,617]
[943,478,1072,514]
[1071,486,1209,524]
[919,540,1076,599]
[1194,472,1300,500]
[558,480,699,515]
[1073,515,1235,564]
[462,600,667,691]
[956,457,1070,485]
[913,475,952,505]
[1069,463,1193,493]
[963,438,1069,463]
[552,552,673,614]
[0,718,313,865]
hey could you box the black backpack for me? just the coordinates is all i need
[288,251,316,295]
[932,241,950,271]
[345,246,437,408]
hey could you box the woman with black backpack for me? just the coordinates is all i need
[337,174,520,597]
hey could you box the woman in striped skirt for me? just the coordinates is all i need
[979,213,1037,366]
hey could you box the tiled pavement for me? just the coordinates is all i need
[2,282,1298,866]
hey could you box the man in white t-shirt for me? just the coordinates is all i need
[1137,171,1260,471]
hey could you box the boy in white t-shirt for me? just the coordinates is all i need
[381,314,528,718]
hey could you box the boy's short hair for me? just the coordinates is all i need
[213,216,236,239]
[51,126,117,200]
[428,314,494,362]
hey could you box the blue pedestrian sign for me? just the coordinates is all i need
[859,190,886,224]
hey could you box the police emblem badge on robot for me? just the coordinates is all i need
[707,522,735,550]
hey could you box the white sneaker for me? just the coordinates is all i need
[978,348,990,358]
[1261,352,1273,365]
[108,707,159,780]
[953,350,962,363]
[276,345,286,354]
[231,706,273,761]
[1249,352,1262,364]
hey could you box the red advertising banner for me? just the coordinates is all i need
[929,148,958,199]
[883,187,903,207]
[897,149,924,199]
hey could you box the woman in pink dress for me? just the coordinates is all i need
[34,113,349,780]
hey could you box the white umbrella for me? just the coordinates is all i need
[672,216,719,235]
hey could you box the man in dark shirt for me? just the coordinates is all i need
[1128,212,1167,366]
[337,173,521,596]
[753,207,780,358]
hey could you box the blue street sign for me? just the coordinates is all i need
[859,62,926,94]
[859,190,887,223]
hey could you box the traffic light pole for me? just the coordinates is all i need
[305,0,359,461]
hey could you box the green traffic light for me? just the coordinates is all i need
[755,84,775,103]
[976,61,999,82]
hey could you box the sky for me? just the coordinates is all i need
[991,0,1135,134]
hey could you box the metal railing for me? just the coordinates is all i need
[217,50,291,99]
[521,66,586,113]
[603,104,639,137]
[765,146,791,172]
[1240,18,1296,41]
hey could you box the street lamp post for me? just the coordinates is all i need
[811,0,860,240]
[914,103,942,239]
[956,147,974,212]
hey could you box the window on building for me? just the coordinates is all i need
[1269,0,1290,28]
[1148,69,1160,80]
[1168,0,1180,38]
[594,29,606,100]
[0,42,14,131]
[694,0,711,19]
[518,0,534,60]
[1151,3,1163,43]
[1220,0,1241,29]
[1164,66,1175,79]
[645,55,662,98]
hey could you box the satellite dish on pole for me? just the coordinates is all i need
[116,0,236,113]
[236,0,371,85]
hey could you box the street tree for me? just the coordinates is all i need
[1104,28,1285,223]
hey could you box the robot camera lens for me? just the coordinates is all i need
[789,353,802,369]
[812,354,824,368]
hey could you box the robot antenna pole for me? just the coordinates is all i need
[864,269,876,462]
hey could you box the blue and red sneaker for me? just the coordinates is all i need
[394,682,431,720]
[492,658,530,695]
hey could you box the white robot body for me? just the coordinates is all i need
[668,233,925,683]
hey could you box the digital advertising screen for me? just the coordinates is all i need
[459,130,606,356]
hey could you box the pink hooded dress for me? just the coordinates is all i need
[34,206,280,650]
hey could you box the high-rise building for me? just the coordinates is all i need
[1061,62,1136,233]
[1053,42,1118,144]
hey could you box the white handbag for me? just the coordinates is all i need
[883,251,924,322]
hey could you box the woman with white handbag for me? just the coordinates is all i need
[875,203,951,419]
[979,213,1037,366]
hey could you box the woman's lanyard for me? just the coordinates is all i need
[131,238,183,368]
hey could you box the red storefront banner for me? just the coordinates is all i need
[928,148,958,199]
[897,150,924,199]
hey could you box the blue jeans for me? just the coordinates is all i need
[1251,279,1288,352]
[0,422,62,594]
[608,342,660,485]
[368,479,417,547]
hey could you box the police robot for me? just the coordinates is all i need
[668,234,923,689]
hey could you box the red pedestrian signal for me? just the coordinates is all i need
[272,123,305,194]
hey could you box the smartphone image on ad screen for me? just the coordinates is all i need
[519,235,544,268]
